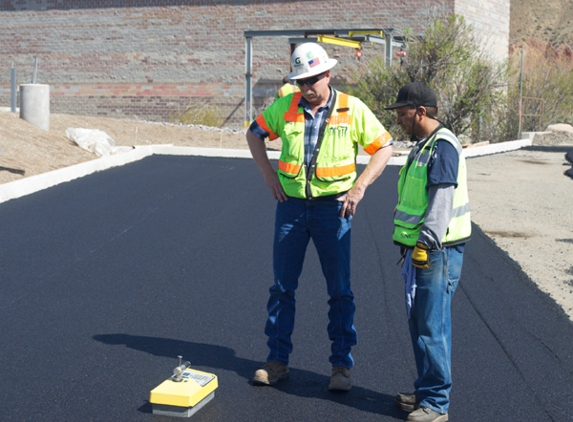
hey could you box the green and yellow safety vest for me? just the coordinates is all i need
[256,90,392,199]
[275,83,300,101]
[393,127,471,247]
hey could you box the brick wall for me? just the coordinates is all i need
[0,0,507,128]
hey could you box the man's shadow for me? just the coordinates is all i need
[93,333,404,418]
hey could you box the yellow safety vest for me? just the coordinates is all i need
[393,127,471,247]
[275,83,300,101]
[256,90,392,199]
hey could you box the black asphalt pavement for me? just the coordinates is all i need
[1,155,572,421]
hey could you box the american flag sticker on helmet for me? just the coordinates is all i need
[309,58,321,68]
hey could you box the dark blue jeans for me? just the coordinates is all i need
[408,245,464,414]
[265,197,356,368]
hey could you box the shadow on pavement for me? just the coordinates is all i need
[93,333,403,419]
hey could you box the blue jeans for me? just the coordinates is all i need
[265,197,356,368]
[408,245,464,414]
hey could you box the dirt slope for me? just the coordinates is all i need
[0,111,251,185]
[510,0,573,47]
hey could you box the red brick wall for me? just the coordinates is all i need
[1,0,493,128]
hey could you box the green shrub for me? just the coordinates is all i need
[351,14,509,143]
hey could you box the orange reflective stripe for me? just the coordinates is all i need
[364,130,392,155]
[278,94,304,176]
[316,162,356,178]
[328,114,350,125]
[278,160,301,175]
[284,112,305,123]
[255,114,279,140]
[290,92,303,111]
[337,93,349,109]
[284,92,304,123]
[329,93,350,125]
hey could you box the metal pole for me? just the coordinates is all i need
[245,37,253,127]
[32,57,40,84]
[11,62,17,112]
[384,33,392,67]
[517,45,524,139]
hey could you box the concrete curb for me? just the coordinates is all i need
[0,146,153,204]
[0,138,532,204]
[462,138,532,158]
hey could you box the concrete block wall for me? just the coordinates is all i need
[455,0,510,61]
[0,0,507,128]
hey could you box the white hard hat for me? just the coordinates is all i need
[288,43,338,80]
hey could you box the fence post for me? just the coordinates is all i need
[517,45,524,139]
[11,62,17,112]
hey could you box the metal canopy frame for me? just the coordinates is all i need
[244,28,402,126]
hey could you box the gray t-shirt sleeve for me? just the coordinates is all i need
[418,184,455,249]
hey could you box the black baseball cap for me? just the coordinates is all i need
[385,81,437,110]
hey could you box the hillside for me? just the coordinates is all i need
[510,0,573,47]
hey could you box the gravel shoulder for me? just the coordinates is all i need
[467,149,573,320]
[2,110,572,320]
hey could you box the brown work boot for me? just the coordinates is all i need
[328,366,351,391]
[395,391,419,412]
[252,361,289,385]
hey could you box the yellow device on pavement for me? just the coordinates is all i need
[150,356,218,418]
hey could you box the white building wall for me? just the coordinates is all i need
[455,0,510,60]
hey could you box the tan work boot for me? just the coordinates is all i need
[328,366,351,391]
[252,361,289,385]
[395,391,419,412]
[406,407,448,422]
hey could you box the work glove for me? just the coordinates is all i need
[412,242,430,269]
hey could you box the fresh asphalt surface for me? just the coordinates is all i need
[1,155,572,422]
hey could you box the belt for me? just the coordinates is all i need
[306,192,347,201]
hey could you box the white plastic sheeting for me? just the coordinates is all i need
[66,128,133,157]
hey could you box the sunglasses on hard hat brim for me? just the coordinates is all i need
[296,72,327,87]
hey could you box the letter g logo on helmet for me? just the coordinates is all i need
[288,43,337,80]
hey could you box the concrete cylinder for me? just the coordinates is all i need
[20,84,50,131]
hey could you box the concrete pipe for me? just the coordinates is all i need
[20,84,50,131]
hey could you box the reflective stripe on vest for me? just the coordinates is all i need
[278,92,354,179]
[365,131,393,155]
[256,89,390,198]
[278,160,302,175]
[393,128,471,247]
[315,93,352,178]
[275,92,306,176]
[283,92,305,124]
[394,197,471,228]
[255,114,279,140]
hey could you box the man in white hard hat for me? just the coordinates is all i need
[246,42,394,391]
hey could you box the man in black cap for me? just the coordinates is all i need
[385,81,472,422]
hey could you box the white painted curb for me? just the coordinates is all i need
[0,146,153,204]
[0,138,533,204]
[462,138,532,158]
